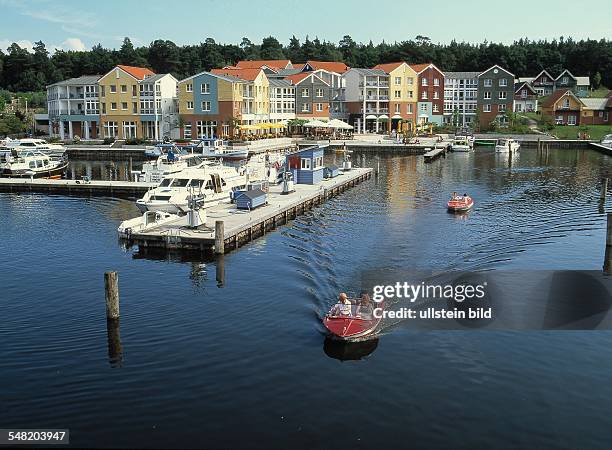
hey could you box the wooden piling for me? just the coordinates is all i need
[605,213,612,274]
[104,271,120,319]
[106,318,123,367]
[216,255,225,287]
[128,157,133,181]
[601,178,608,201]
[215,220,225,255]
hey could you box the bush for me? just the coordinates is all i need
[102,137,115,145]
[125,138,147,145]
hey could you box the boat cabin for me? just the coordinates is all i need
[286,146,325,185]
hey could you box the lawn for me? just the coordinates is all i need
[548,124,612,140]
[587,86,610,98]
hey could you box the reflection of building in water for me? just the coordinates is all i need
[384,155,419,216]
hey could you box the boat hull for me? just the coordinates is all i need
[1,160,68,178]
[324,303,384,341]
[447,199,474,212]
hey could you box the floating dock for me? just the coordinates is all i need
[0,177,156,198]
[423,146,449,162]
[120,167,373,254]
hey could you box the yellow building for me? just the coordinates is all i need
[98,65,155,139]
[373,62,418,132]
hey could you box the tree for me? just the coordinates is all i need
[148,40,181,74]
[592,71,602,89]
[260,36,285,60]
[0,113,25,135]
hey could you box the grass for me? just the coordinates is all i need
[548,124,612,141]
[587,86,610,98]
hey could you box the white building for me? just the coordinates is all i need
[137,73,179,140]
[443,71,479,127]
[343,68,390,133]
[268,78,295,123]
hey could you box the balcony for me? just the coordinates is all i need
[362,108,389,114]
[359,81,389,87]
[139,91,154,97]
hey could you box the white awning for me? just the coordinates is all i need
[365,115,377,119]
[378,115,389,119]
[419,114,429,118]
[392,114,402,119]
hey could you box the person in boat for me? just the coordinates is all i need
[357,292,373,319]
[331,293,353,316]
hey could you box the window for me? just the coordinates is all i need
[202,101,211,111]
[121,85,127,93]
[316,103,323,112]
[421,91,428,100]
[483,104,492,112]
[498,104,507,112]
[301,88,309,97]
[521,89,527,98]
[407,104,413,114]
[110,85,117,93]
[101,86,105,97]
[132,102,137,113]
[314,156,323,169]
[101,103,106,114]
[568,115,576,125]
[408,90,413,98]
[562,98,570,109]
[433,78,439,86]
[484,79,492,87]
[301,158,311,170]
[499,79,508,87]
[201,83,210,94]
[395,76,401,85]
[111,102,117,110]
[407,78,413,85]
[562,76,569,84]
[394,90,401,99]
[103,121,118,138]
[196,120,217,137]
[184,123,192,138]
[301,103,310,112]
[395,104,401,113]
[186,84,193,92]
[499,92,507,100]
[315,88,323,97]
[433,104,439,112]
[186,101,194,110]
[420,104,427,112]
[421,78,428,86]
[484,91,491,100]
[433,91,439,99]
[121,102,128,110]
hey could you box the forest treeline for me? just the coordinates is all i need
[0,35,611,93]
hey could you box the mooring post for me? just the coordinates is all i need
[104,271,120,320]
[215,220,225,255]
[601,178,608,201]
[604,213,612,274]
[128,157,133,181]
[106,318,123,368]
[216,254,225,287]
[537,138,541,152]
[376,157,380,175]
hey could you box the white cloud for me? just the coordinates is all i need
[0,37,86,53]
[61,37,86,51]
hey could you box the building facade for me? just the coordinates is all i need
[540,89,582,125]
[410,63,445,126]
[476,65,515,129]
[513,82,538,113]
[269,78,295,123]
[178,71,245,139]
[47,75,101,139]
[443,71,479,127]
[343,68,389,133]
[373,62,417,132]
[519,69,590,97]
[286,72,331,119]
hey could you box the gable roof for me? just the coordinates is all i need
[541,89,582,108]
[514,81,538,95]
[581,98,609,110]
[235,60,292,71]
[409,63,444,75]
[284,72,329,86]
[477,64,514,78]
[47,75,101,88]
[555,69,576,81]
[303,60,349,73]
[210,67,263,81]
[117,65,155,80]
[373,62,406,73]
[348,68,387,76]
[533,69,554,81]
[179,71,244,84]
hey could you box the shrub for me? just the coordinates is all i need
[102,137,115,145]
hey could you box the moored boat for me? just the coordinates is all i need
[0,148,68,177]
[447,192,474,212]
[323,294,383,341]
[495,138,520,153]
[451,137,471,152]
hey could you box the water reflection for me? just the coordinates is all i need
[106,319,123,368]
[323,337,379,361]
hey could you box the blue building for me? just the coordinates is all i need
[287,146,325,185]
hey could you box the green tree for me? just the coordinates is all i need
[592,71,602,89]
[260,36,285,60]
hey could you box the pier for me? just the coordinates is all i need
[121,167,372,254]
[423,146,449,162]
[0,177,156,198]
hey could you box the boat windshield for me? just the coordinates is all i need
[159,179,172,187]
[329,301,374,319]
[172,179,190,187]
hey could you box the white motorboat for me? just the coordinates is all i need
[246,151,286,184]
[196,138,249,161]
[0,148,68,177]
[136,160,247,214]
[118,210,183,237]
[601,134,612,147]
[5,138,67,157]
[133,144,204,183]
[451,137,471,152]
[495,138,520,153]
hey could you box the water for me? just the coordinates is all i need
[1,148,612,449]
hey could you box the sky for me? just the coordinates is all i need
[0,0,611,53]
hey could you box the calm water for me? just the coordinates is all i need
[2,148,612,449]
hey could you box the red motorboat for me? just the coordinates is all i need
[323,297,384,341]
[447,193,474,212]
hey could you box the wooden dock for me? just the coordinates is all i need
[423,146,448,162]
[0,177,156,198]
[121,168,373,254]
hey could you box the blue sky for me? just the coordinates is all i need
[1,0,611,53]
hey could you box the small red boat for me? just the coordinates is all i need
[447,193,474,212]
[323,297,384,341]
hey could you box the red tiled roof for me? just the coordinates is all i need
[373,62,405,73]
[304,60,349,73]
[235,60,291,71]
[540,89,576,108]
[284,73,312,85]
[409,63,432,73]
[117,65,155,80]
[211,67,263,81]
